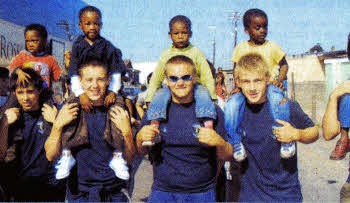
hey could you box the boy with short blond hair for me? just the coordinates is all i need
[225,53,318,201]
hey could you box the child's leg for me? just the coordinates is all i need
[194,84,217,120]
[224,92,246,161]
[340,128,350,202]
[332,95,350,160]
[146,87,171,121]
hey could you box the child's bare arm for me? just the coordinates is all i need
[277,57,288,82]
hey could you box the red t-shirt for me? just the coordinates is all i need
[10,51,61,87]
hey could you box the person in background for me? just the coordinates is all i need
[0,67,9,107]
[215,72,227,110]
[323,80,350,202]
[136,72,153,119]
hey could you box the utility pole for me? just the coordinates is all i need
[208,25,216,67]
[228,11,242,48]
[57,20,73,41]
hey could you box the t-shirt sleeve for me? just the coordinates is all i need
[145,53,167,102]
[231,43,243,63]
[197,51,217,100]
[271,42,286,65]
[214,105,228,141]
[9,54,23,72]
[50,57,62,81]
[108,45,126,74]
[290,101,314,129]
[68,43,80,77]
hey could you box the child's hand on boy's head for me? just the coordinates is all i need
[5,108,20,125]
[42,104,58,123]
[79,93,92,112]
[16,69,31,87]
[270,80,285,90]
[104,92,116,107]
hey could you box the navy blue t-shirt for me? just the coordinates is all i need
[139,101,227,193]
[16,110,52,180]
[70,106,126,193]
[239,101,314,202]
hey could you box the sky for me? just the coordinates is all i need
[82,0,350,70]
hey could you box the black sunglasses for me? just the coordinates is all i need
[167,75,192,83]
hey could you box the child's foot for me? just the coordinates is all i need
[142,120,161,146]
[109,152,130,180]
[233,142,247,162]
[280,142,296,159]
[55,149,76,180]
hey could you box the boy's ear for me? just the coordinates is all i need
[79,22,82,31]
[244,28,249,35]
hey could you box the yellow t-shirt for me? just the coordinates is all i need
[231,41,286,81]
[146,44,216,102]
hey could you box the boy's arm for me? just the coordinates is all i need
[108,47,126,94]
[322,81,350,140]
[275,119,319,144]
[45,103,79,161]
[277,57,288,82]
[145,59,167,103]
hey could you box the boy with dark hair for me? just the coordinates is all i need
[45,61,135,201]
[10,23,61,88]
[60,5,128,180]
[229,8,292,161]
[0,67,9,107]
[53,60,130,182]
[145,15,217,146]
[0,68,65,201]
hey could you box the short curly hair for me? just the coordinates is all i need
[243,8,268,29]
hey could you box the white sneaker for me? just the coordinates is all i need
[55,149,76,180]
[280,142,296,159]
[109,152,130,180]
[233,142,247,162]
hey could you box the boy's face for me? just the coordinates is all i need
[80,65,109,105]
[238,69,269,104]
[165,62,196,104]
[79,11,102,43]
[0,78,8,96]
[245,16,268,45]
[169,21,192,48]
[25,30,45,55]
[15,85,40,112]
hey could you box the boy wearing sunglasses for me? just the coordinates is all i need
[144,15,217,146]
[136,55,232,202]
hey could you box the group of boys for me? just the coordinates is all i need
[4,4,349,202]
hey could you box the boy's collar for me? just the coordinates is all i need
[170,43,193,50]
[24,50,46,57]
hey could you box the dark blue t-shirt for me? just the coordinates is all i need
[16,110,52,180]
[70,107,126,193]
[140,101,227,193]
[239,101,314,202]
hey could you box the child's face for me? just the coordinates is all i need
[25,30,45,55]
[168,21,192,48]
[245,16,268,45]
[79,11,101,43]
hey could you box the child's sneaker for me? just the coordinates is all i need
[233,142,247,162]
[142,120,161,146]
[55,149,76,180]
[280,142,296,159]
[109,152,130,180]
